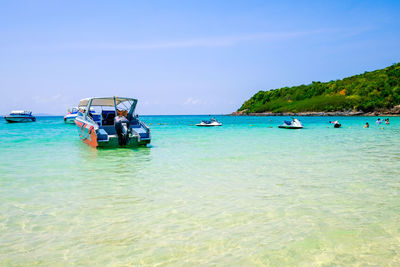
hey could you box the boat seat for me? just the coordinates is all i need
[132,127,150,139]
[97,128,108,141]
[102,125,117,135]
[130,120,141,127]
[91,113,102,126]
[132,127,146,134]
[103,112,115,125]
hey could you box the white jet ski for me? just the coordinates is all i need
[196,118,222,127]
[278,118,303,129]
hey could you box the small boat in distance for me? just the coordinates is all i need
[64,107,79,124]
[278,118,303,129]
[196,118,222,127]
[75,96,151,148]
[4,110,36,123]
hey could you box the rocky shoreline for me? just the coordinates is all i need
[229,108,400,117]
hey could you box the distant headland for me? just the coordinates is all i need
[233,63,400,116]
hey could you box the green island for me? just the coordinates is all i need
[235,63,400,115]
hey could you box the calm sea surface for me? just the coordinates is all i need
[0,115,399,266]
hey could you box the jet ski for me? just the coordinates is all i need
[334,123,341,128]
[278,118,303,129]
[329,121,341,128]
[196,118,222,127]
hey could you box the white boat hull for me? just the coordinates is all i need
[278,125,303,129]
[64,114,77,124]
[196,122,222,127]
[4,116,36,123]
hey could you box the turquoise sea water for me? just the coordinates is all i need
[0,115,400,266]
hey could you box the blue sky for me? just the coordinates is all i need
[1,0,400,115]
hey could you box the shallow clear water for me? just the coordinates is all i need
[0,115,399,266]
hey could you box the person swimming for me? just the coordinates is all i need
[376,118,382,125]
[385,118,390,125]
[364,122,369,128]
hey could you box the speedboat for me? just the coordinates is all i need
[196,118,222,127]
[75,96,151,148]
[4,110,36,123]
[278,118,303,129]
[64,107,79,124]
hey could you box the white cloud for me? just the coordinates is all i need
[183,97,202,105]
[51,28,362,51]
[32,94,63,104]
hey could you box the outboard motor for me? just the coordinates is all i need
[114,116,130,146]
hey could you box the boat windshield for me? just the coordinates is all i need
[10,110,31,115]
[67,107,79,113]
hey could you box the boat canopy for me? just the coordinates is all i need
[78,97,138,120]
[10,110,31,115]
[78,97,137,107]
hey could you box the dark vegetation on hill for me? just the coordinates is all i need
[238,63,400,113]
